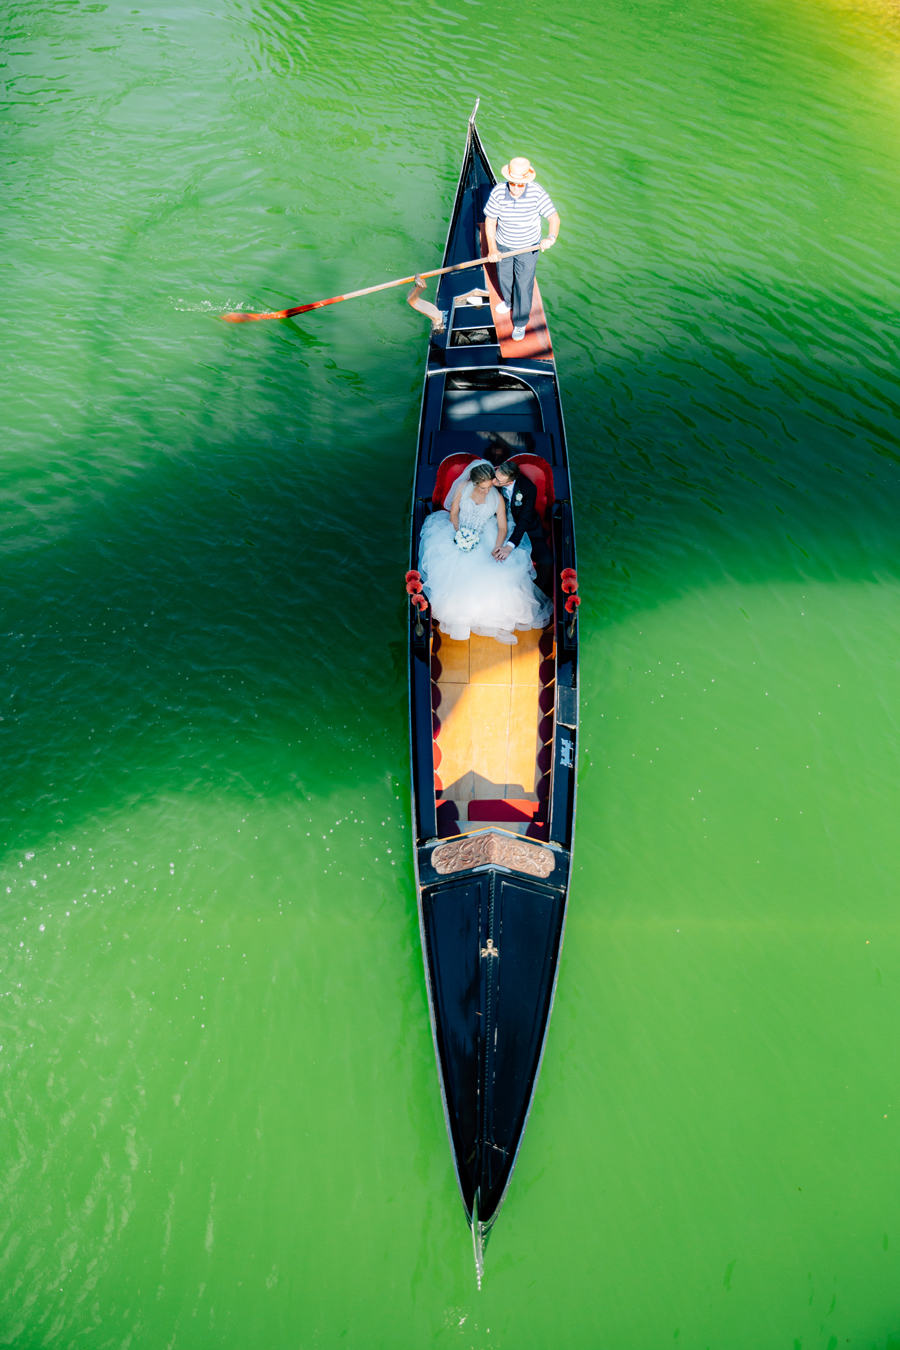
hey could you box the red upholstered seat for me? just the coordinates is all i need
[467,800,544,823]
[434,452,555,523]
[510,454,555,526]
[431,450,553,518]
[432,453,478,507]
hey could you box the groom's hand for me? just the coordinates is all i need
[493,545,514,561]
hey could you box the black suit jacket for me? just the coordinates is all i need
[505,473,543,548]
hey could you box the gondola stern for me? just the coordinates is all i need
[437,103,497,277]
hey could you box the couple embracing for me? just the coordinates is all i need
[418,456,553,646]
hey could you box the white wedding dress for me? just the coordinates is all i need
[418,464,553,644]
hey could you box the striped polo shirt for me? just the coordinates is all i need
[484,181,556,249]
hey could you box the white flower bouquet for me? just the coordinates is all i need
[454,527,479,552]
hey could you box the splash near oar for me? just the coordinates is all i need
[219,244,550,323]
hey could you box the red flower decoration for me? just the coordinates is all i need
[561,578,578,594]
[405,570,422,585]
[406,579,423,595]
[560,568,577,584]
[411,593,429,611]
[564,595,581,613]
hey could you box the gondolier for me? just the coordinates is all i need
[484,156,561,342]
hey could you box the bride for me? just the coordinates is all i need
[418,459,553,645]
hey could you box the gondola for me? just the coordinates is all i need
[407,103,579,1283]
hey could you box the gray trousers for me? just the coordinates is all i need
[496,248,539,328]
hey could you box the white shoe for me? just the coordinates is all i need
[495,301,510,315]
[511,325,526,341]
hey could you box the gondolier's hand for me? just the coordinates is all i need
[540,235,558,251]
[486,250,501,264]
[492,545,513,561]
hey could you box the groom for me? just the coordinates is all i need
[491,460,554,598]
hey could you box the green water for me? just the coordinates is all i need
[4,0,900,1344]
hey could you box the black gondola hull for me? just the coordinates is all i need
[422,867,565,1220]
[408,108,579,1251]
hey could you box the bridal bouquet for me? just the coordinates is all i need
[454,527,479,552]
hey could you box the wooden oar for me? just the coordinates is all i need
[220,244,547,323]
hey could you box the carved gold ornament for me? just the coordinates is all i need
[431,832,556,879]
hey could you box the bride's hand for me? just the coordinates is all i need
[493,545,513,561]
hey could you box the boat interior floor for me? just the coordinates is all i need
[432,627,555,840]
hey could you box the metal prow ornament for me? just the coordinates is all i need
[406,275,446,333]
[471,1188,486,1290]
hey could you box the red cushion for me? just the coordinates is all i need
[432,452,555,524]
[510,454,555,525]
[432,453,478,507]
[468,799,543,822]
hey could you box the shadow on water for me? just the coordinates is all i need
[557,258,900,633]
[1,304,420,852]
[7,248,900,851]
[2,0,890,868]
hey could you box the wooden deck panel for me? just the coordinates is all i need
[469,683,511,793]
[511,628,541,685]
[507,684,541,799]
[469,634,511,686]
[433,679,473,801]
[436,634,469,684]
[433,628,544,806]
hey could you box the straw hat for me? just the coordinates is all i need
[501,157,537,184]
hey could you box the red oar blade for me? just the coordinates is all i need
[221,295,351,324]
[221,309,288,323]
